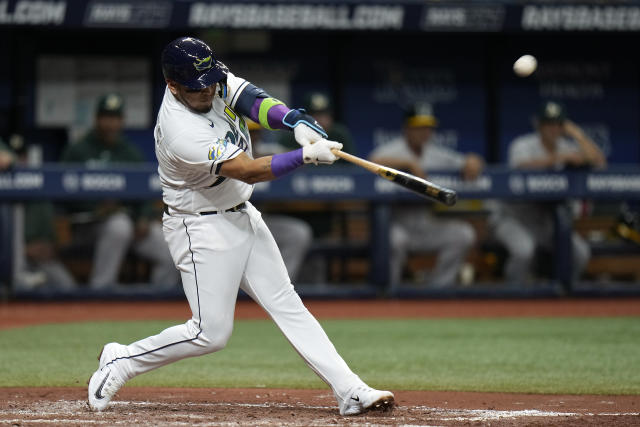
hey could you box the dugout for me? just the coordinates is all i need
[1,0,640,298]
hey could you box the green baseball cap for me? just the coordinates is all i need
[96,93,124,116]
[537,101,566,123]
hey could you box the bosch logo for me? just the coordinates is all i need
[292,176,309,194]
[62,173,80,192]
[509,175,525,194]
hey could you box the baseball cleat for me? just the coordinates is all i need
[339,385,395,416]
[87,343,126,411]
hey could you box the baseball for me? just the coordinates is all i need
[513,55,537,77]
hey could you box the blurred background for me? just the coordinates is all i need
[1,0,640,299]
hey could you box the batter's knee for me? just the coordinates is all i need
[192,320,233,355]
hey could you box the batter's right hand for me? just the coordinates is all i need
[302,139,343,165]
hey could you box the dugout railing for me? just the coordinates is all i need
[1,164,640,299]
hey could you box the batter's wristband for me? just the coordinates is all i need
[271,149,303,178]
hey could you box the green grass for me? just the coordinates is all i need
[1,317,639,394]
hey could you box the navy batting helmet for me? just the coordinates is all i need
[161,37,228,90]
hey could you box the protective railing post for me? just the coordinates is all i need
[554,202,573,294]
[370,202,391,295]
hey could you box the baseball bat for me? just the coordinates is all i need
[331,149,457,206]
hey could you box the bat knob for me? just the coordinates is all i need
[442,191,458,206]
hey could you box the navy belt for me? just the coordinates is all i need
[164,202,246,216]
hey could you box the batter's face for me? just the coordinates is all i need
[167,80,216,113]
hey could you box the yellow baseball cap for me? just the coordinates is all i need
[404,104,438,128]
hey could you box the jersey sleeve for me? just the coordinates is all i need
[223,71,288,130]
[224,71,253,110]
[171,130,243,177]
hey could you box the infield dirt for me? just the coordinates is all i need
[1,387,638,426]
[1,298,639,426]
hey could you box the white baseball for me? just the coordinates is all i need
[513,55,537,77]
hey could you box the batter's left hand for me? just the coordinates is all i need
[283,109,328,146]
[294,123,327,147]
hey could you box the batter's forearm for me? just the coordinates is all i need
[219,148,308,184]
[232,81,292,130]
[219,155,276,184]
[251,98,290,130]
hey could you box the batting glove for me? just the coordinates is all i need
[302,139,343,165]
[283,109,328,147]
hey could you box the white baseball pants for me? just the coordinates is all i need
[111,202,363,401]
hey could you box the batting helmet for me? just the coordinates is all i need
[161,37,228,90]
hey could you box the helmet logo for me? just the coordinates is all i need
[193,56,212,72]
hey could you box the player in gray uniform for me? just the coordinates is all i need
[369,105,484,288]
[493,101,607,284]
[88,37,394,416]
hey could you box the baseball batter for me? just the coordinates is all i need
[87,36,394,416]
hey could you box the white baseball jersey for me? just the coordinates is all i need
[154,72,254,213]
[94,69,368,410]
[508,132,580,169]
[369,137,466,171]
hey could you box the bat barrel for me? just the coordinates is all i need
[332,149,458,206]
[393,171,458,206]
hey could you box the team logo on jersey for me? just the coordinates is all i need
[193,56,212,72]
[208,137,228,161]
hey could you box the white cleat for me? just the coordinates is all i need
[87,343,126,412]
[339,385,395,416]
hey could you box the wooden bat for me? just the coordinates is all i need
[331,149,457,206]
